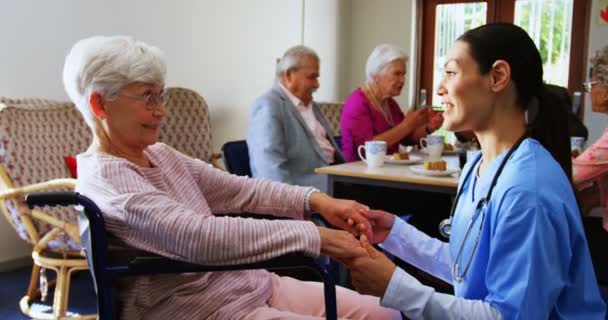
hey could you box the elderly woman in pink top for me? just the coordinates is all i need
[341,44,444,161]
[574,44,608,287]
[63,36,400,320]
[574,45,608,230]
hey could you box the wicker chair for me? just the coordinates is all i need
[318,102,344,136]
[0,97,92,319]
[0,87,218,319]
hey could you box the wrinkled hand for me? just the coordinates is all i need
[426,109,444,132]
[318,227,367,260]
[403,107,428,129]
[310,192,372,239]
[344,235,397,298]
[349,209,395,244]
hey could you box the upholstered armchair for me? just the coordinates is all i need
[318,102,344,136]
[159,87,222,166]
[0,87,219,318]
[0,97,93,319]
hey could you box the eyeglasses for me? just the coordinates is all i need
[120,91,169,110]
[583,81,598,93]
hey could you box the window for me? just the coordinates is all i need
[420,0,590,107]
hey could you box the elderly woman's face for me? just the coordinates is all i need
[589,73,608,114]
[101,82,166,150]
[375,60,406,98]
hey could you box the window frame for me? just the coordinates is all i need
[418,0,591,114]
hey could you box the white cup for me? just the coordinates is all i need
[358,141,387,168]
[420,135,444,161]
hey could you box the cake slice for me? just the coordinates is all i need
[392,152,410,160]
[423,160,446,171]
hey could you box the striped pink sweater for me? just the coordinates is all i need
[76,143,321,319]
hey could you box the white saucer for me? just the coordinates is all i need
[420,148,460,156]
[385,154,424,165]
[410,165,460,177]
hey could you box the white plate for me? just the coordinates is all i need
[385,154,424,165]
[420,148,460,156]
[410,165,460,177]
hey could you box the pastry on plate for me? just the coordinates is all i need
[423,160,446,171]
[392,152,410,160]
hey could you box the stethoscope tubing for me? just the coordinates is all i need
[441,135,528,282]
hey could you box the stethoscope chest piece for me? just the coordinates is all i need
[439,218,452,238]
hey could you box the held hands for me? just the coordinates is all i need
[345,235,397,298]
[348,209,396,244]
[310,192,372,239]
[318,207,398,298]
[318,227,367,260]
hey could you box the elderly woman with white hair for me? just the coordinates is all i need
[341,44,444,161]
[64,36,400,320]
[574,45,608,286]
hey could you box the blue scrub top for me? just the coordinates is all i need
[450,138,605,319]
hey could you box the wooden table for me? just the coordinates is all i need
[315,157,460,196]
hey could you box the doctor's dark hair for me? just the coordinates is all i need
[458,23,572,179]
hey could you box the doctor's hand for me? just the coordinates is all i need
[310,192,372,239]
[346,235,397,298]
[318,227,367,260]
[348,209,395,244]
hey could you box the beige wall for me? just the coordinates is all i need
[0,0,352,265]
[345,0,416,108]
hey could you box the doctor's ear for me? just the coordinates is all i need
[489,60,511,93]
[89,92,107,120]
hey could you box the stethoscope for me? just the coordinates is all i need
[438,135,527,283]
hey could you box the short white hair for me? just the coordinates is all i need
[62,35,166,129]
[365,44,408,82]
[591,45,608,85]
[275,45,319,78]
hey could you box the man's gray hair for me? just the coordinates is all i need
[591,45,608,85]
[62,35,166,129]
[365,44,408,83]
[276,45,319,78]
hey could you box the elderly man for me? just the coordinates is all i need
[248,46,343,192]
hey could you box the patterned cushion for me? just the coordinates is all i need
[158,87,213,161]
[318,102,344,135]
[0,98,91,250]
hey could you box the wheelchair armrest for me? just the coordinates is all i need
[127,253,320,275]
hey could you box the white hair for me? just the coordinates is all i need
[62,35,166,129]
[275,45,319,78]
[591,45,608,85]
[365,44,408,83]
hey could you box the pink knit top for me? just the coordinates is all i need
[76,143,321,319]
[573,129,608,231]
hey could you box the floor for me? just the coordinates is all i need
[0,266,96,319]
[1,265,607,319]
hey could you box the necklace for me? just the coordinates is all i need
[362,85,394,126]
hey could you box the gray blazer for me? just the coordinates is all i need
[247,83,344,192]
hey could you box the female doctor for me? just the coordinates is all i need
[340,23,606,319]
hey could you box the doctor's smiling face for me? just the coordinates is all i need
[436,41,496,133]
